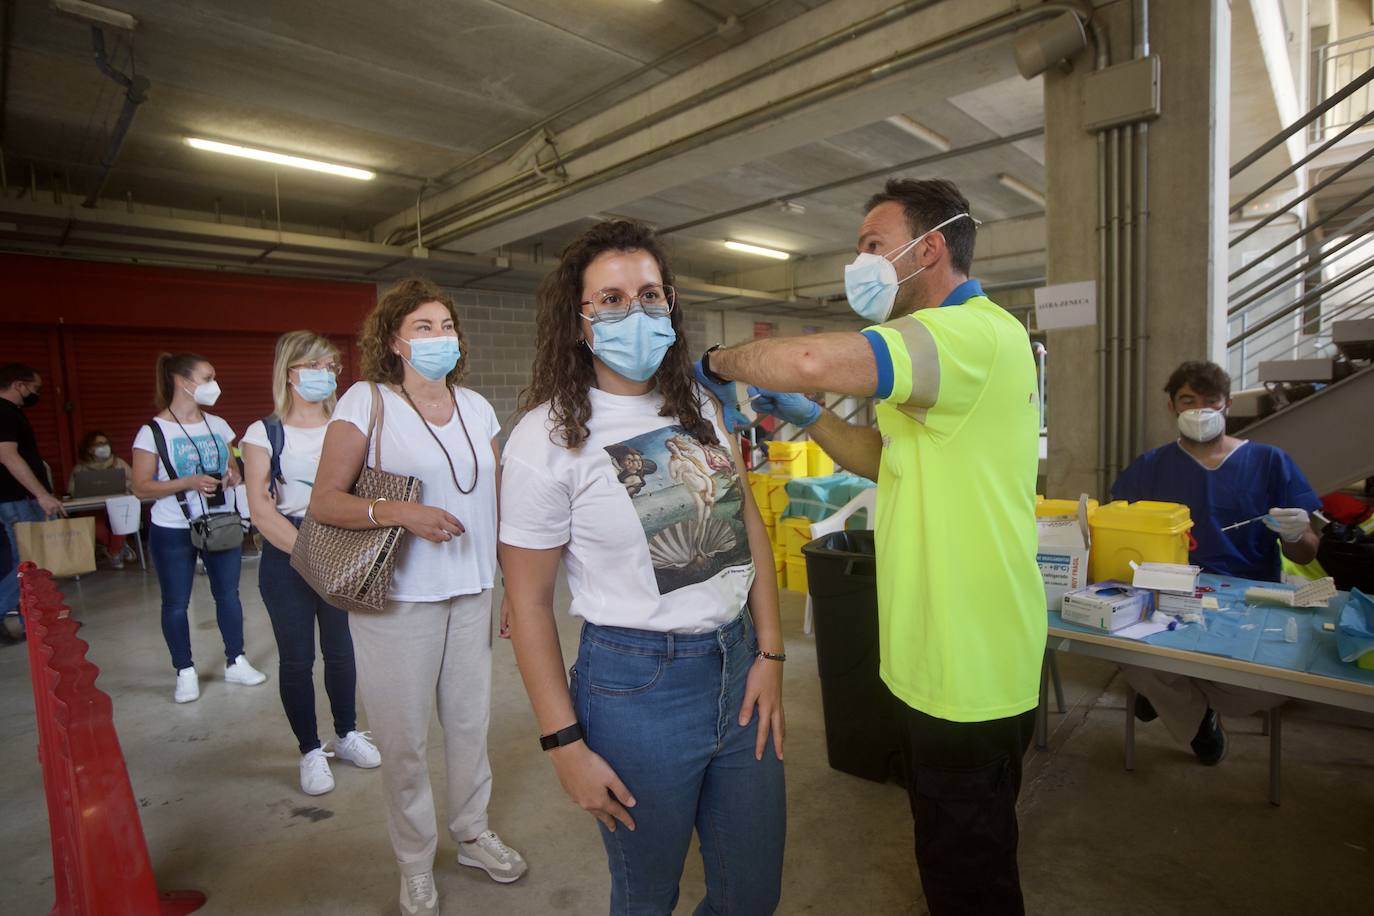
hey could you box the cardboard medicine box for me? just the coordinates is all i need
[1062,581,1151,632]
[1037,495,1093,609]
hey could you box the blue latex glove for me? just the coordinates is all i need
[693,359,751,432]
[749,385,821,429]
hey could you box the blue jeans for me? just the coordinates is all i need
[0,498,46,616]
[259,532,357,753]
[149,523,244,671]
[571,610,786,916]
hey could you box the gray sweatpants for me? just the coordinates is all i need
[350,590,494,876]
[1122,665,1283,745]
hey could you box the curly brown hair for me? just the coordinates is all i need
[359,277,469,385]
[520,220,715,450]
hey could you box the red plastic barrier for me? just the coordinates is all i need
[19,562,206,916]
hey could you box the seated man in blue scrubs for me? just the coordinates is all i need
[1112,360,1321,765]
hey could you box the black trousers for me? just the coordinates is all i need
[899,703,1036,916]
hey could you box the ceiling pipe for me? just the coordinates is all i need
[82,27,149,208]
[388,0,954,247]
[419,2,1098,251]
[0,0,14,148]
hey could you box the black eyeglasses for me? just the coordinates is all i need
[579,285,676,324]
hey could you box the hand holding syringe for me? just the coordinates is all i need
[1220,514,1272,533]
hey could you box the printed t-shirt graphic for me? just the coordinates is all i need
[604,425,751,595]
[169,431,228,477]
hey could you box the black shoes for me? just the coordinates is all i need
[1190,708,1228,766]
[0,610,25,644]
[1133,693,1159,722]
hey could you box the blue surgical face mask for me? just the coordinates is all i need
[587,311,677,383]
[292,368,337,402]
[398,335,461,381]
[843,212,974,323]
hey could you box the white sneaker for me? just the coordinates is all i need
[399,871,438,915]
[174,667,199,704]
[457,830,527,884]
[224,655,267,686]
[299,748,335,796]
[333,730,381,768]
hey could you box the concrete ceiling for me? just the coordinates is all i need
[2,0,1055,307]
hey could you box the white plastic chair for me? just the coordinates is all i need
[801,487,876,636]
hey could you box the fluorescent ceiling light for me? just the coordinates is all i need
[52,0,137,30]
[998,173,1046,208]
[724,240,790,260]
[884,116,951,152]
[185,138,376,180]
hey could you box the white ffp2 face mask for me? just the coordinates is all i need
[843,212,975,323]
[1178,408,1225,442]
[189,379,222,407]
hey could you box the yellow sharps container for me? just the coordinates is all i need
[1089,500,1194,584]
[1035,496,1099,519]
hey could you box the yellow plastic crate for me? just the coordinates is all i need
[767,475,791,516]
[775,557,787,590]
[781,516,813,558]
[806,440,835,477]
[786,556,808,593]
[768,440,809,477]
[1089,500,1193,584]
[749,471,771,509]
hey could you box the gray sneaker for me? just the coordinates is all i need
[457,830,527,884]
[399,871,437,915]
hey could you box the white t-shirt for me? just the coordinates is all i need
[331,382,500,603]
[241,420,327,519]
[132,414,237,529]
[500,385,755,633]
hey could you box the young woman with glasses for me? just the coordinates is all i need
[500,220,786,914]
[242,331,380,797]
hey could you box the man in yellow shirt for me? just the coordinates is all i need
[697,179,1044,914]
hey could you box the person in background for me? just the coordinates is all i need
[695,178,1044,914]
[68,430,135,569]
[1111,360,1321,765]
[0,363,66,642]
[500,220,786,915]
[242,331,380,797]
[132,352,267,703]
[310,278,525,915]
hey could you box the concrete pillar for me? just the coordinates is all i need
[1044,0,1231,500]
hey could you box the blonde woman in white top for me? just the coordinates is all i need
[242,331,380,797]
[310,278,526,916]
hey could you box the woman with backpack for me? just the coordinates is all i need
[242,331,380,796]
[132,352,267,703]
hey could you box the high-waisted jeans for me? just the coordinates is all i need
[571,609,786,915]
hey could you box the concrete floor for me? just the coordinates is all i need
[2,561,1373,916]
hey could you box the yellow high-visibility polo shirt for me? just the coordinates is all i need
[861,279,1045,722]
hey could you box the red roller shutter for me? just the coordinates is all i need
[1,323,71,492]
[65,330,356,464]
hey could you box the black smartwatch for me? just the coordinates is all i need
[699,345,730,386]
[540,722,584,752]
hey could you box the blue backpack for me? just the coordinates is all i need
[262,416,286,500]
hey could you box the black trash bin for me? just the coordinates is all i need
[802,530,904,783]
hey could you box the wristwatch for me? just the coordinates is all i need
[699,345,730,385]
[540,722,584,751]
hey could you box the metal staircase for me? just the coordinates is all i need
[1226,51,1374,495]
